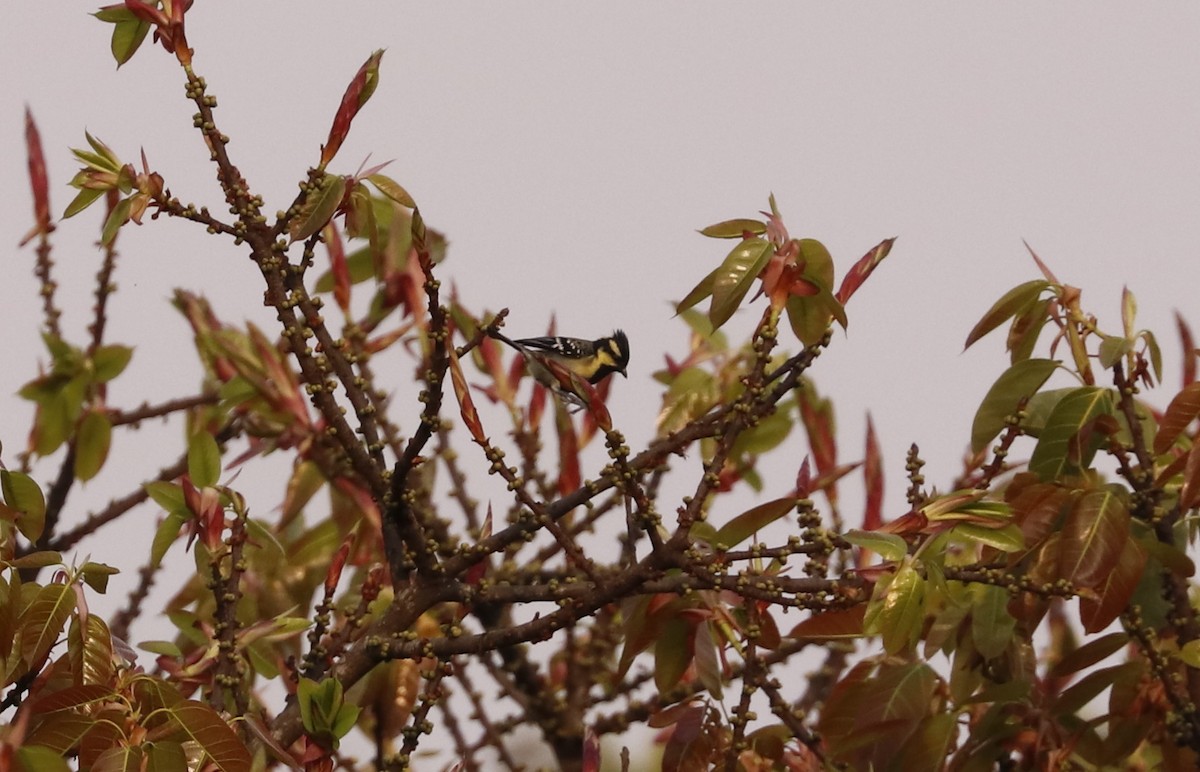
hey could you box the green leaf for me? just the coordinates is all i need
[367,174,415,208]
[676,307,727,349]
[70,615,115,687]
[654,615,692,692]
[970,358,1058,454]
[74,410,112,482]
[656,366,718,434]
[845,530,908,563]
[296,677,359,747]
[140,640,184,657]
[954,523,1024,552]
[1141,329,1163,384]
[314,246,378,293]
[730,405,793,456]
[820,282,849,331]
[1007,298,1051,363]
[5,551,62,570]
[1020,387,1075,437]
[84,131,122,169]
[94,6,153,67]
[713,497,795,549]
[19,583,74,669]
[15,747,71,772]
[709,238,773,329]
[79,562,119,594]
[2,471,47,542]
[33,388,73,457]
[62,187,106,219]
[100,196,133,246]
[187,431,221,489]
[330,703,361,742]
[92,345,133,383]
[244,518,286,559]
[964,280,1049,350]
[970,584,1015,659]
[150,512,188,568]
[290,174,347,243]
[1097,335,1133,370]
[780,239,841,346]
[144,481,186,513]
[919,489,984,521]
[698,218,767,239]
[1181,640,1200,669]
[674,266,719,316]
[1028,386,1115,480]
[866,560,926,655]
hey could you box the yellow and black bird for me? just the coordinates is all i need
[490,330,630,407]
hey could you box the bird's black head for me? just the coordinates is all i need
[595,330,630,380]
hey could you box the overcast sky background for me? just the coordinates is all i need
[4,3,1200,744]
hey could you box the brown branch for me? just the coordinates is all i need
[108,392,219,427]
[87,193,121,357]
[109,562,159,644]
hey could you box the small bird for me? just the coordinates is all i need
[489,330,630,407]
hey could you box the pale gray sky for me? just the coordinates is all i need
[4,1,1200,655]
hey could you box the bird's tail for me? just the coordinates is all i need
[487,329,524,353]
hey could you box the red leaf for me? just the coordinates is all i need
[1153,382,1200,455]
[447,348,485,442]
[20,107,53,247]
[555,407,581,496]
[526,378,547,431]
[794,456,812,497]
[578,375,614,447]
[1180,443,1200,511]
[660,704,710,772]
[862,414,883,532]
[797,383,837,481]
[1060,487,1129,589]
[320,49,385,168]
[835,237,895,305]
[788,605,866,641]
[1177,311,1197,387]
[323,223,350,313]
[170,701,253,771]
[713,497,796,549]
[1079,538,1146,633]
[464,505,493,587]
[582,728,600,772]
[123,0,169,28]
[324,536,353,595]
[1008,480,1071,547]
[1023,239,1061,284]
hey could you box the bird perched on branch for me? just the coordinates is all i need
[489,330,630,408]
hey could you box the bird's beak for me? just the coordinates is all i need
[619,369,628,378]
